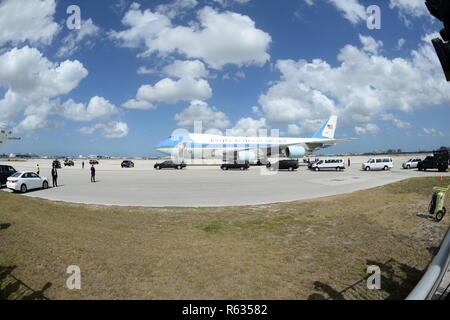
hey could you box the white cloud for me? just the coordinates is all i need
[79,121,129,138]
[156,0,198,19]
[359,35,383,55]
[212,0,252,7]
[423,128,446,137]
[97,121,129,138]
[124,77,212,108]
[226,117,267,136]
[328,0,366,24]
[122,99,155,110]
[381,113,412,129]
[137,66,156,74]
[56,19,101,57]
[110,5,271,69]
[175,100,230,129]
[354,123,380,135]
[0,46,88,125]
[0,46,124,135]
[163,60,209,78]
[59,97,119,122]
[0,0,59,47]
[287,124,301,136]
[256,34,450,135]
[389,0,428,17]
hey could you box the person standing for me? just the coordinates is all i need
[348,158,351,167]
[90,165,96,183]
[82,161,84,169]
[36,164,40,175]
[51,165,58,187]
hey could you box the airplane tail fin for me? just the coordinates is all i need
[312,116,337,139]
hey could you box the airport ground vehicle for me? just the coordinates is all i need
[52,159,61,168]
[221,162,250,170]
[0,165,16,186]
[7,171,49,193]
[64,159,74,166]
[154,161,186,170]
[418,150,449,172]
[402,158,422,169]
[89,160,99,165]
[310,159,345,171]
[121,160,135,168]
[428,185,449,222]
[362,157,393,171]
[267,159,299,171]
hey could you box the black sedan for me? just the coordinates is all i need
[121,160,135,168]
[220,162,250,170]
[154,161,186,170]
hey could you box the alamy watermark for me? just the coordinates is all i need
[367,5,381,30]
[367,265,381,290]
[66,5,81,30]
[66,265,81,290]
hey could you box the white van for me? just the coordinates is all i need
[310,159,345,171]
[362,157,393,171]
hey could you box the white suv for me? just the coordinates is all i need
[310,159,345,171]
[402,158,421,169]
[362,158,393,171]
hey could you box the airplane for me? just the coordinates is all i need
[0,127,20,147]
[154,115,355,163]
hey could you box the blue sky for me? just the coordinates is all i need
[0,0,449,157]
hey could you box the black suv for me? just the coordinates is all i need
[418,150,449,172]
[267,159,299,171]
[221,161,250,170]
[52,159,61,168]
[121,160,135,168]
[0,165,17,186]
[154,161,186,170]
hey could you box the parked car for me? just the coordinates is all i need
[267,159,299,171]
[121,160,135,168]
[362,157,393,171]
[418,150,449,172]
[0,165,17,187]
[52,159,61,168]
[89,159,99,165]
[221,162,250,170]
[7,171,49,193]
[402,158,421,169]
[64,159,74,166]
[310,159,345,171]
[154,161,186,170]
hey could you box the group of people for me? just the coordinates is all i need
[35,161,97,188]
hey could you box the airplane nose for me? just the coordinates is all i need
[154,138,179,149]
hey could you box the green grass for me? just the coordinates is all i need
[1,176,449,300]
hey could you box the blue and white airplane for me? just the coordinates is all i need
[155,116,354,162]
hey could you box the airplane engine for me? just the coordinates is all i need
[286,146,306,158]
[238,151,256,162]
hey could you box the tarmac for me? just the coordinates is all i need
[1,155,449,207]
